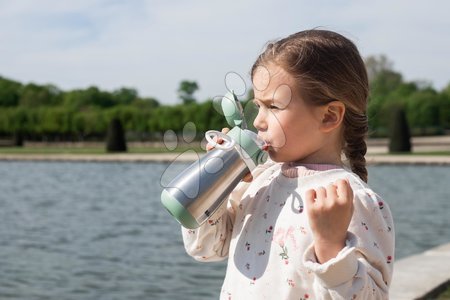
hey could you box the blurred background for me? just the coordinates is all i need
[0,0,449,299]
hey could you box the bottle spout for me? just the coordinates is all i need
[232,91,248,130]
[245,130,267,150]
[221,91,248,129]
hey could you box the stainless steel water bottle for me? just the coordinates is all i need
[161,91,268,229]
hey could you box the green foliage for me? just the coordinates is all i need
[0,107,30,133]
[177,80,199,104]
[370,70,403,98]
[0,76,22,106]
[0,65,449,142]
[132,97,160,109]
[443,82,450,98]
[72,108,105,137]
[63,86,115,109]
[37,107,73,134]
[405,89,441,132]
[113,87,138,105]
[367,55,449,137]
[19,83,63,107]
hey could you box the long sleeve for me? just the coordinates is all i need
[303,187,395,299]
[181,182,242,262]
[182,160,276,262]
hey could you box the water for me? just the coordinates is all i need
[0,162,449,299]
[369,165,450,258]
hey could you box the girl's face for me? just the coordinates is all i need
[252,63,342,164]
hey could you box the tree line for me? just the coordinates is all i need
[0,80,227,142]
[366,55,450,136]
[0,55,449,143]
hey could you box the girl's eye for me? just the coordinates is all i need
[251,100,260,108]
[252,100,279,110]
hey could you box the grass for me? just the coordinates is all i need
[436,282,450,300]
[1,147,448,156]
[0,146,449,156]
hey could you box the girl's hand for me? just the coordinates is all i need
[205,128,253,182]
[206,127,230,151]
[305,179,354,263]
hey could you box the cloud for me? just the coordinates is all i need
[0,0,449,104]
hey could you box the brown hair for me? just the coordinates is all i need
[251,29,369,182]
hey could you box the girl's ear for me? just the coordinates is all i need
[320,101,345,132]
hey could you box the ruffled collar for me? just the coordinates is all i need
[280,162,343,178]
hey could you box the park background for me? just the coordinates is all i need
[0,1,449,299]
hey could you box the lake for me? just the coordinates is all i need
[0,161,449,299]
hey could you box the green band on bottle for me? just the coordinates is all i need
[161,189,199,229]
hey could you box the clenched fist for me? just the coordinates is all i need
[305,179,354,263]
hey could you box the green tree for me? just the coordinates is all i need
[443,82,450,97]
[365,54,394,82]
[406,88,442,134]
[19,83,63,107]
[154,106,184,132]
[73,108,106,138]
[38,107,73,137]
[105,105,141,132]
[177,80,199,104]
[113,87,139,105]
[439,83,450,130]
[370,70,403,99]
[366,55,405,136]
[0,76,22,106]
[63,86,114,109]
[0,107,31,143]
[131,97,160,109]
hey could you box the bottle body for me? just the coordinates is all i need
[161,116,268,229]
[161,145,250,229]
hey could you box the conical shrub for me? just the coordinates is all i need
[388,106,411,153]
[106,118,127,152]
[13,132,23,147]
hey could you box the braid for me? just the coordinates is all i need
[343,111,368,182]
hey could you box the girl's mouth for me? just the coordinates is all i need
[262,141,271,151]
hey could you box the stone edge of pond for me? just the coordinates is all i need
[389,243,450,300]
[390,242,450,300]
[0,153,450,165]
[366,155,450,165]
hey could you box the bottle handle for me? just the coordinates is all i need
[205,130,236,151]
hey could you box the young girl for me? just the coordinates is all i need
[182,29,394,299]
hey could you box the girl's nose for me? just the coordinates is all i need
[253,108,267,131]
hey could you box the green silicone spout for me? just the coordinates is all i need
[221,91,268,167]
[221,91,248,129]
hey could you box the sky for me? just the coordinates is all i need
[0,0,449,105]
